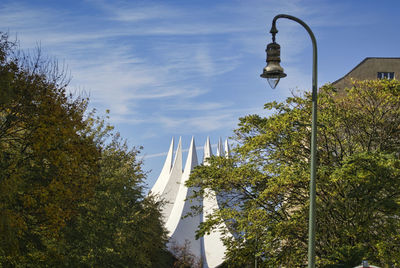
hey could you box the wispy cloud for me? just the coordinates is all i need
[144,151,169,159]
[1,0,363,173]
[154,106,258,133]
[144,142,226,159]
[5,0,394,187]
[163,101,231,111]
[99,2,182,22]
[0,0,311,132]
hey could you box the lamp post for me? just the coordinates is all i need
[260,14,318,268]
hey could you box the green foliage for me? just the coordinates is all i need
[0,32,170,267]
[187,80,400,267]
[319,152,400,267]
[63,132,170,267]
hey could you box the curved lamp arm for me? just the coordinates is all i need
[270,14,318,268]
[270,14,317,101]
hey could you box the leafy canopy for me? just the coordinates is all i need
[187,79,400,267]
[0,32,171,267]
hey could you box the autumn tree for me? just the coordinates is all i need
[0,32,170,267]
[170,239,203,268]
[187,79,400,267]
[0,32,100,265]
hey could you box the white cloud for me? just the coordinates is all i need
[163,101,231,111]
[105,4,182,22]
[1,0,356,164]
[156,108,246,133]
[144,142,226,159]
[144,151,169,159]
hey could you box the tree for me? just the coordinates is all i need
[187,79,400,267]
[170,239,203,268]
[63,128,171,267]
[0,32,100,266]
[0,32,171,267]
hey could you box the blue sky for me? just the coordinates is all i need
[2,0,400,189]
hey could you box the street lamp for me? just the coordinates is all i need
[260,42,286,89]
[260,14,318,268]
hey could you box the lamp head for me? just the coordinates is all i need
[260,42,286,89]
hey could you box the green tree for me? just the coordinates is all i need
[63,128,171,267]
[187,79,400,267]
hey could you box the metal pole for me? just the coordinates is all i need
[270,14,318,268]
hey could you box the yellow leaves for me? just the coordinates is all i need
[43,203,66,229]
[22,194,37,208]
[0,64,102,265]
[0,33,169,266]
[0,209,27,233]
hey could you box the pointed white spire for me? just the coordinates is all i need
[216,137,223,157]
[167,137,200,236]
[204,137,228,267]
[183,136,198,175]
[203,136,212,165]
[167,137,201,257]
[159,137,183,221]
[172,137,183,173]
[224,138,230,158]
[151,137,229,267]
[150,137,174,196]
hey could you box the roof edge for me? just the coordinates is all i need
[332,57,400,85]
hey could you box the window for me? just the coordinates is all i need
[377,72,395,79]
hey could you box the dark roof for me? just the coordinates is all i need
[332,57,400,85]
